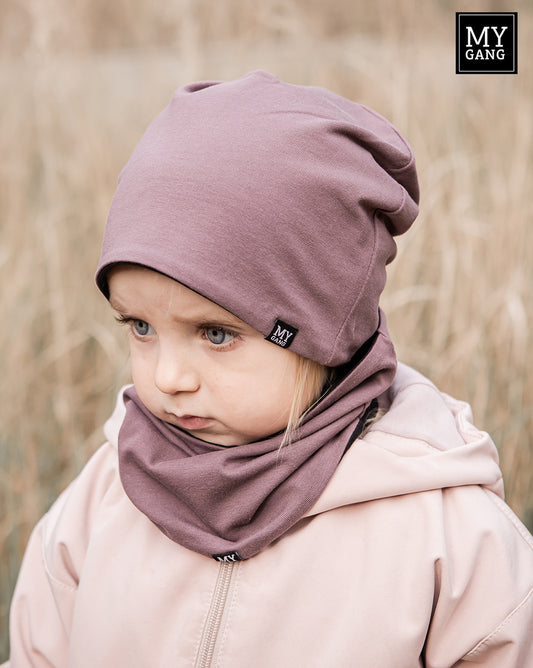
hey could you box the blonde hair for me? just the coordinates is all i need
[280,356,332,449]
[280,356,386,449]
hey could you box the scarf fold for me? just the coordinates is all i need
[118,313,396,560]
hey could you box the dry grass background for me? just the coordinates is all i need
[1,0,532,657]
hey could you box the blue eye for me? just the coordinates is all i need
[133,320,153,337]
[205,328,235,346]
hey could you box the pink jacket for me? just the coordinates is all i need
[5,364,533,667]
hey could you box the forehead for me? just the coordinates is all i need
[107,264,246,327]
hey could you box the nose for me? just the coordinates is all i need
[154,343,200,395]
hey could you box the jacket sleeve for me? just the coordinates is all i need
[425,488,533,667]
[462,589,533,666]
[5,443,118,668]
[6,515,77,667]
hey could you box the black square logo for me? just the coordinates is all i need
[456,12,517,74]
[265,319,298,349]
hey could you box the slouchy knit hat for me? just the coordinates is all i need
[96,70,419,366]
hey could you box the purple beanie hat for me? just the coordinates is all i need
[96,70,419,366]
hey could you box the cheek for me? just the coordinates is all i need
[206,368,244,406]
[258,349,299,394]
[218,349,297,417]
[129,345,154,391]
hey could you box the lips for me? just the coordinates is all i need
[174,415,213,431]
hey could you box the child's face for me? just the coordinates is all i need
[108,264,301,446]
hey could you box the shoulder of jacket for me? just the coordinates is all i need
[426,484,533,664]
[39,442,120,587]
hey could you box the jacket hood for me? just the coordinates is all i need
[103,364,504,517]
[306,364,504,515]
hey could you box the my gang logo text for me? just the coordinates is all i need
[265,319,298,349]
[213,551,242,563]
[456,13,517,74]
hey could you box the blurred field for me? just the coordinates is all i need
[1,0,532,659]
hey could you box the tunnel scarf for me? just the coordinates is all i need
[117,319,395,560]
[96,70,420,559]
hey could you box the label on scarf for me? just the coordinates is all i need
[213,551,243,563]
[265,319,298,348]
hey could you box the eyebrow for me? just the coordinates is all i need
[108,297,247,330]
[108,295,130,314]
[193,316,247,331]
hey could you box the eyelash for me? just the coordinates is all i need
[201,327,240,351]
[115,315,153,338]
[114,314,135,328]
[114,315,240,351]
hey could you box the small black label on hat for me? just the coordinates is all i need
[265,319,298,349]
[212,551,242,563]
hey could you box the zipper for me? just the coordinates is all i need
[195,561,237,668]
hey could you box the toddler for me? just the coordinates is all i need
[6,70,533,667]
